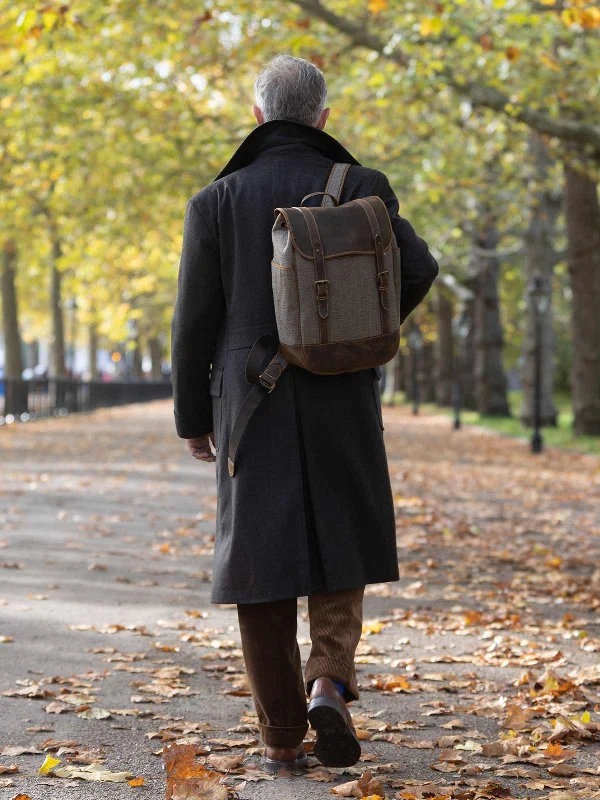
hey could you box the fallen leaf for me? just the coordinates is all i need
[38,754,61,774]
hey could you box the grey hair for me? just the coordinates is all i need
[254,54,327,127]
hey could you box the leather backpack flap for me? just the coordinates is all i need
[275,196,393,260]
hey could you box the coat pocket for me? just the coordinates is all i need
[209,364,224,450]
[370,368,385,432]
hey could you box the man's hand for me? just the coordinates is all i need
[186,434,216,462]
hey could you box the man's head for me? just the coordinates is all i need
[253,54,330,130]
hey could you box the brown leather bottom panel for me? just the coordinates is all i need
[280,330,400,375]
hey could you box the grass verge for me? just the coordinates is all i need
[387,390,600,455]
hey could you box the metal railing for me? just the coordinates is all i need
[0,377,172,425]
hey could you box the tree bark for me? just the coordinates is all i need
[473,222,511,416]
[149,337,163,379]
[1,239,24,377]
[420,342,436,403]
[435,287,454,406]
[520,134,559,427]
[394,349,403,401]
[458,292,477,410]
[89,323,98,379]
[565,164,600,434]
[132,340,143,379]
[50,238,65,377]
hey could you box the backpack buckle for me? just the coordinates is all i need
[377,270,389,290]
[314,279,329,299]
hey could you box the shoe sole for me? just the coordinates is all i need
[308,698,361,768]
[261,753,308,774]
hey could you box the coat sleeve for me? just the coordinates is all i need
[171,197,225,439]
[369,170,439,323]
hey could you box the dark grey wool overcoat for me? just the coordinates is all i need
[171,120,439,605]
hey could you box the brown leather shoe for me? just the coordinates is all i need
[307,677,361,767]
[262,743,308,773]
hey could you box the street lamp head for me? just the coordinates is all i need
[530,276,549,314]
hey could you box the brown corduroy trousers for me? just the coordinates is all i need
[237,586,365,748]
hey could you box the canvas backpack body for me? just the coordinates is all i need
[271,163,401,374]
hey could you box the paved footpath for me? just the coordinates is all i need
[1,401,599,800]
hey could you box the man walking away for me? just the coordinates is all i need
[171,54,439,772]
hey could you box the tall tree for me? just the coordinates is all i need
[565,163,600,434]
[1,239,23,377]
[520,135,561,427]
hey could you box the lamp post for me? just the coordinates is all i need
[530,276,549,454]
[452,314,471,431]
[407,327,424,415]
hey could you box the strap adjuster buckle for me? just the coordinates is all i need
[315,279,329,299]
[259,363,282,393]
[259,373,275,392]
[377,270,389,290]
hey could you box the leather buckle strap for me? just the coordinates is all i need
[228,336,289,477]
[258,356,284,392]
[296,206,329,343]
[322,163,350,207]
[356,199,391,330]
[314,278,329,323]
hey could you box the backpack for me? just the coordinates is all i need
[227,163,401,476]
[272,162,401,374]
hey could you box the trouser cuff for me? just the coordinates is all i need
[305,656,360,703]
[259,722,308,748]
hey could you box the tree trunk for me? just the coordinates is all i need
[89,323,98,379]
[459,292,477,410]
[1,239,23,377]
[473,223,510,416]
[149,337,163,379]
[394,350,403,401]
[520,135,559,427]
[435,287,454,406]
[50,238,65,377]
[420,341,436,403]
[132,340,143,379]
[565,164,600,434]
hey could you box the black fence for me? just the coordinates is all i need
[0,377,173,425]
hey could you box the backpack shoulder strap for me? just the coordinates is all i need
[321,163,351,207]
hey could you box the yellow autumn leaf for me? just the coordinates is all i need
[581,7,600,28]
[362,621,385,635]
[561,8,579,25]
[128,776,145,786]
[420,16,443,36]
[539,0,556,4]
[420,17,433,35]
[368,0,387,13]
[540,54,561,71]
[38,754,61,774]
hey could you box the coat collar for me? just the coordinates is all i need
[213,119,361,181]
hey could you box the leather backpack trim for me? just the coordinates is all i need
[274,196,393,261]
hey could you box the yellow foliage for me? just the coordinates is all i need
[540,54,561,71]
[368,0,388,13]
[420,16,443,36]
